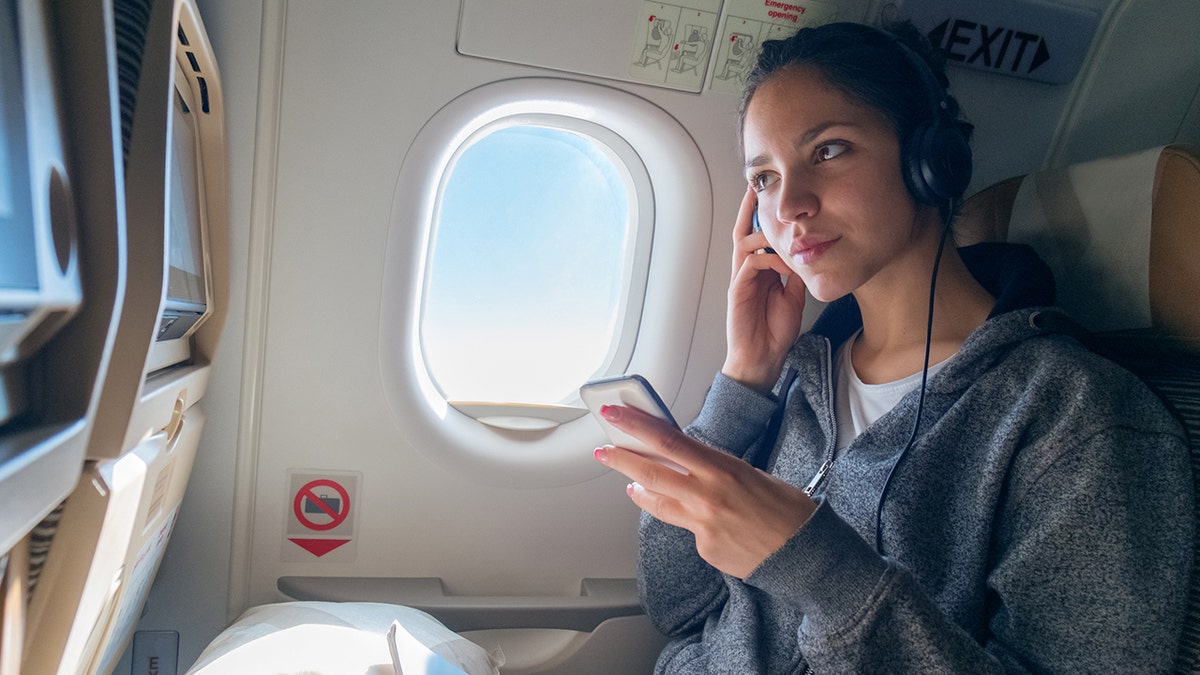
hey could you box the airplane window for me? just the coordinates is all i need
[381,78,708,486]
[422,120,647,405]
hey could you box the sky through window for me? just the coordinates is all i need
[421,124,634,404]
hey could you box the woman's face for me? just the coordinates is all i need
[742,64,930,303]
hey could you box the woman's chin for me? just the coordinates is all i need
[798,277,849,304]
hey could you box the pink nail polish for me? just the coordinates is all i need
[600,405,619,421]
[593,447,609,463]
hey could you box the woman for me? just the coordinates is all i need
[592,21,1193,673]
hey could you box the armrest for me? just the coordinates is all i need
[276,576,643,632]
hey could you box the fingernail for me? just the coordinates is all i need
[627,481,644,498]
[593,447,609,464]
[600,405,619,421]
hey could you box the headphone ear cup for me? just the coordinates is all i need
[904,122,973,205]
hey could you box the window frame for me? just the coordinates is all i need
[380,78,710,488]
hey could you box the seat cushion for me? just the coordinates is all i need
[185,601,501,675]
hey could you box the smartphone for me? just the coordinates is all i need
[751,209,776,254]
[579,374,686,472]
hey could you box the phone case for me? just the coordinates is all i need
[579,375,683,469]
[752,209,776,254]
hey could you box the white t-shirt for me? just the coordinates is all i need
[835,330,952,452]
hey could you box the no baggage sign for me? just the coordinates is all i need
[284,471,360,561]
[294,478,349,531]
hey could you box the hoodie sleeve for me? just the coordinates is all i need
[637,372,779,636]
[745,420,1193,673]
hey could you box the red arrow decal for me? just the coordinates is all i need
[289,538,350,557]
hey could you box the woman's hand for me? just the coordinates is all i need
[593,404,816,579]
[723,186,807,392]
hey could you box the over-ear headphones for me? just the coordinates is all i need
[862,24,973,207]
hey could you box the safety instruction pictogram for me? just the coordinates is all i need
[284,470,360,562]
[709,0,838,95]
[629,1,721,90]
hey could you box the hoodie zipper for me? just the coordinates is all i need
[800,342,837,675]
[803,337,839,497]
[803,458,833,495]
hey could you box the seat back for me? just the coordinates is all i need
[956,143,1200,673]
[21,0,229,672]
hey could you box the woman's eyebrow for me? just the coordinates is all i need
[744,120,858,171]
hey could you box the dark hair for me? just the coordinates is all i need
[737,21,973,156]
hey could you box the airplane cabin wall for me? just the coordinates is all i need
[127,0,1200,669]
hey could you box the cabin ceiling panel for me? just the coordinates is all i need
[458,0,874,93]
[1052,0,1200,165]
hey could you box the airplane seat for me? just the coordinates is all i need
[193,578,668,674]
[1,0,123,671]
[20,0,230,671]
[955,142,1200,674]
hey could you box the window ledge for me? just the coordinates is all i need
[449,401,588,431]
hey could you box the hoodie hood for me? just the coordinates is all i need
[809,242,1058,348]
[784,241,1086,401]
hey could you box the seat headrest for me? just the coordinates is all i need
[956,144,1200,344]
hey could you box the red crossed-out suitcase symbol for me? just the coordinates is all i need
[293,478,350,531]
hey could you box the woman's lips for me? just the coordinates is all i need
[790,236,839,265]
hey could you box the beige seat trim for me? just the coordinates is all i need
[957,144,1200,344]
[1150,145,1200,341]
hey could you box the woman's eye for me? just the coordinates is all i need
[815,142,849,162]
[748,173,778,192]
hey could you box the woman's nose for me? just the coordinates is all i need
[775,178,819,224]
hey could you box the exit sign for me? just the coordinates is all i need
[892,0,1100,84]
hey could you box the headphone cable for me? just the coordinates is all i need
[874,197,957,554]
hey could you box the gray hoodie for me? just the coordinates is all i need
[639,244,1194,673]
